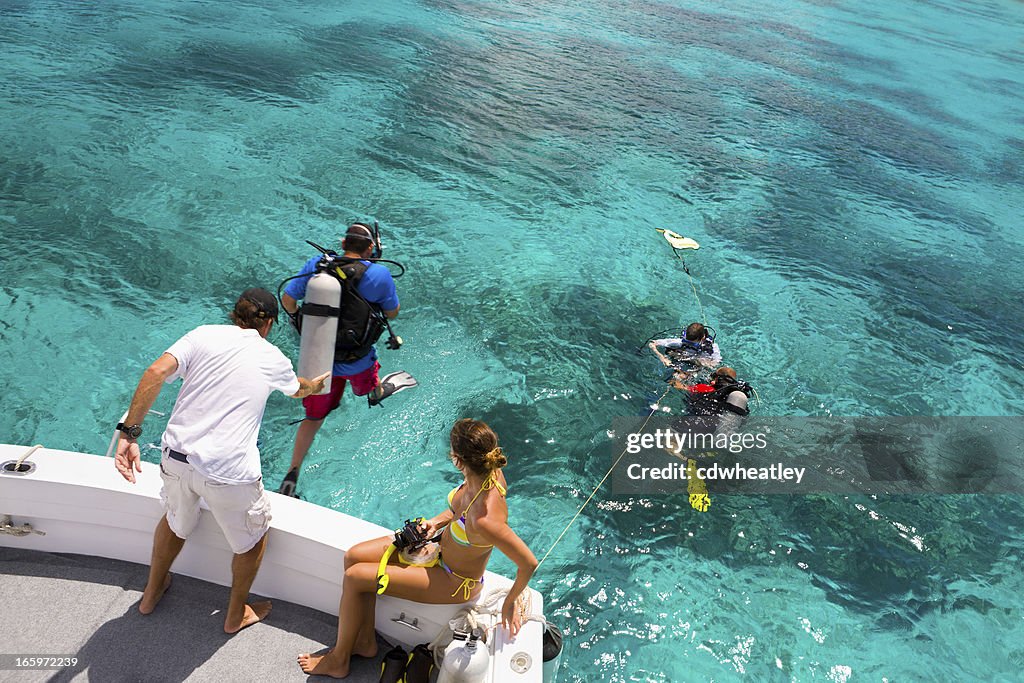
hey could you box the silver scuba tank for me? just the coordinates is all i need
[715,390,749,436]
[297,271,341,394]
[437,629,489,683]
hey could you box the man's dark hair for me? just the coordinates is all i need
[685,322,706,341]
[230,288,278,330]
[342,223,374,254]
[231,299,269,330]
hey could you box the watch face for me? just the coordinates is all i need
[119,423,142,439]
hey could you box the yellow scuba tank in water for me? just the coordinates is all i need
[297,271,341,394]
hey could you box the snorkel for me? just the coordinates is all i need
[376,517,429,595]
[370,220,383,259]
[376,545,398,594]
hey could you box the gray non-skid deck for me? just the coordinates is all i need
[0,548,392,683]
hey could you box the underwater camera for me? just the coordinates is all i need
[393,518,428,551]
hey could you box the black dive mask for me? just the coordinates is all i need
[681,325,716,354]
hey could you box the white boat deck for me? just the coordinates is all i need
[0,445,546,683]
[0,547,390,683]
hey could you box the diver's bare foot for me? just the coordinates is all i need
[353,637,378,658]
[298,651,350,678]
[224,600,272,633]
[138,574,172,615]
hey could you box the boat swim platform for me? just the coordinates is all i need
[0,547,399,683]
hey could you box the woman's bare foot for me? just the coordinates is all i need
[297,650,350,678]
[224,600,272,634]
[138,574,172,615]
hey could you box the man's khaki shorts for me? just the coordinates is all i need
[159,454,271,554]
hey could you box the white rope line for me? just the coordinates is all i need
[535,384,673,573]
[15,444,43,469]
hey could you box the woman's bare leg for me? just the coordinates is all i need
[296,538,393,677]
[345,537,391,656]
[353,591,378,657]
[297,564,372,678]
[297,541,480,678]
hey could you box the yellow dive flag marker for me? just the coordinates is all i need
[687,458,711,513]
[656,228,700,250]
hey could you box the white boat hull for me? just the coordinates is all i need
[0,444,545,682]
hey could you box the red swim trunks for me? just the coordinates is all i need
[302,361,381,420]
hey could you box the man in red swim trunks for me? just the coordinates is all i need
[279,223,415,497]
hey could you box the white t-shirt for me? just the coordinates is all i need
[650,338,722,366]
[161,325,300,484]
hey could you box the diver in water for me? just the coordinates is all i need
[685,367,752,419]
[278,223,417,497]
[667,367,755,510]
[648,322,722,388]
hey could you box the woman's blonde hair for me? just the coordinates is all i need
[450,418,507,475]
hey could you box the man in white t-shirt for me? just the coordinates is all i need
[114,288,327,633]
[648,321,722,389]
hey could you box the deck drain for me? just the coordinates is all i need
[509,651,532,673]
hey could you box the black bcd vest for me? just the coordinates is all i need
[689,378,752,417]
[328,258,386,363]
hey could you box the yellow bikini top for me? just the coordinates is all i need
[446,473,507,549]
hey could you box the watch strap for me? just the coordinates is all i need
[116,422,143,439]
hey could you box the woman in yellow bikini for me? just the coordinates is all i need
[298,418,538,679]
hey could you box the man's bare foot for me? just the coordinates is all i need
[139,574,172,615]
[297,650,349,679]
[353,637,378,658]
[224,600,272,634]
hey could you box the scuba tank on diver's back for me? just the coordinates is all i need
[296,271,341,395]
[288,230,408,355]
[286,226,406,392]
[278,225,417,412]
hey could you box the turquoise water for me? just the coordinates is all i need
[2,0,1023,679]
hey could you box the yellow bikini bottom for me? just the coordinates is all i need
[397,548,481,602]
[386,543,483,601]
[440,557,483,601]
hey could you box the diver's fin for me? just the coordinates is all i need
[278,468,299,498]
[377,645,407,683]
[368,370,418,407]
[403,644,434,683]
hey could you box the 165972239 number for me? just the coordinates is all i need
[0,655,80,670]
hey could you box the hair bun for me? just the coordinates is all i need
[484,446,507,470]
